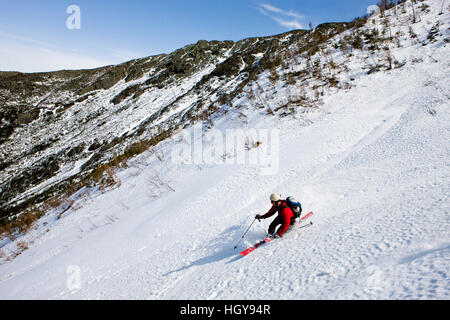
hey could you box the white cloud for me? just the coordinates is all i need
[259,7,270,17]
[260,3,305,19]
[0,42,113,73]
[258,3,305,30]
[109,48,144,63]
[272,17,304,30]
[0,31,121,73]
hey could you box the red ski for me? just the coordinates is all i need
[240,238,272,256]
[240,212,314,257]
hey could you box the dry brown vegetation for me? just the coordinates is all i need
[0,128,176,240]
[0,206,45,241]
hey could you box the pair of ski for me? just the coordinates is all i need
[240,211,314,257]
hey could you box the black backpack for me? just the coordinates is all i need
[285,196,303,219]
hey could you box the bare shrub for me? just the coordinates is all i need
[17,241,29,251]
[149,146,165,162]
[90,164,121,192]
[269,67,279,84]
[146,170,175,200]
[0,248,7,260]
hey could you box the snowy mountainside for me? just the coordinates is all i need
[0,0,449,299]
[0,26,333,219]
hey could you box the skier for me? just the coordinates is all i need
[255,193,296,238]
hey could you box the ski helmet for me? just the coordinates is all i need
[270,193,281,202]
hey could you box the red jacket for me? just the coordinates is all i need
[261,201,294,237]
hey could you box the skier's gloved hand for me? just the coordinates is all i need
[255,214,262,220]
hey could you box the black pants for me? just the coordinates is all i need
[268,216,296,235]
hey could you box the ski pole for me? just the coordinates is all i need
[234,218,258,250]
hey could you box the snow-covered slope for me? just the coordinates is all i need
[0,0,448,299]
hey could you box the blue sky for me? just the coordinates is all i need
[0,0,377,72]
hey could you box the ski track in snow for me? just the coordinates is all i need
[0,0,449,300]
